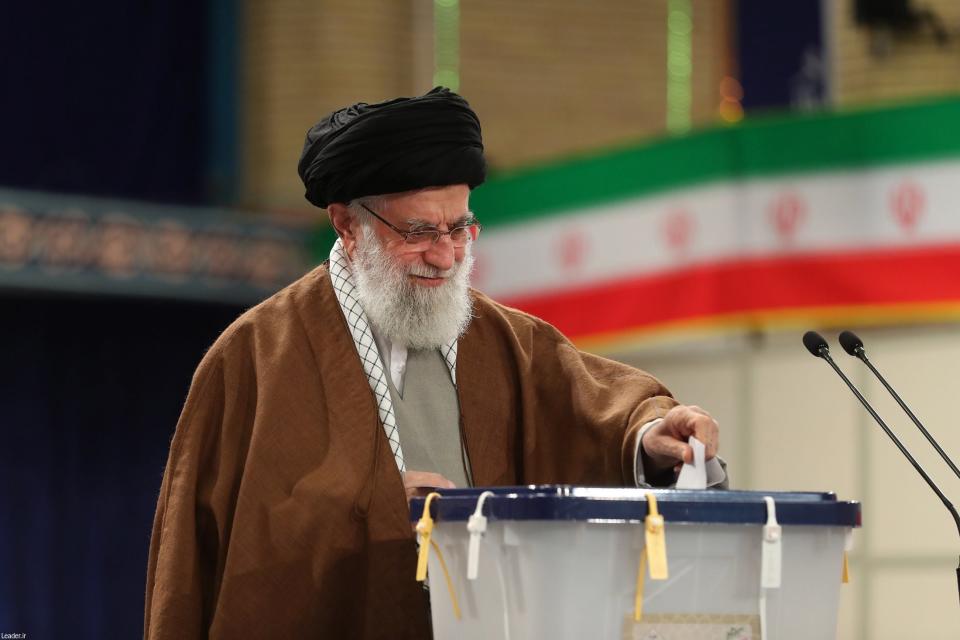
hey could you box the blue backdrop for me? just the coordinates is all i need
[0,296,243,637]
[737,0,826,112]
[0,2,213,204]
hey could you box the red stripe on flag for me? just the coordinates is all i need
[498,244,960,339]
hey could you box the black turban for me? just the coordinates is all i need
[297,87,486,208]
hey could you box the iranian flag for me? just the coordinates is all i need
[469,98,960,350]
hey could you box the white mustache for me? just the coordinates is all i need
[408,263,457,278]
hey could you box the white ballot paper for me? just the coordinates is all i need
[675,435,707,490]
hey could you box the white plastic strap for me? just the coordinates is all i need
[844,527,854,552]
[761,496,783,589]
[467,491,496,580]
[759,496,782,640]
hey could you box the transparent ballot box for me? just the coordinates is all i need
[410,486,860,640]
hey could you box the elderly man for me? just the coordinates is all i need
[144,88,724,639]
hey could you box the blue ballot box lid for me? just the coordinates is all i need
[409,485,861,527]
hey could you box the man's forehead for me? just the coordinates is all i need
[379,184,470,201]
[379,185,471,220]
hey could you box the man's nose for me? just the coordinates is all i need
[422,236,456,271]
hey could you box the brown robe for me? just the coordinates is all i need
[143,264,677,639]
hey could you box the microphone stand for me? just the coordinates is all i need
[812,341,960,606]
[845,339,960,480]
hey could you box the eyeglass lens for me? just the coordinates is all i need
[404,225,478,246]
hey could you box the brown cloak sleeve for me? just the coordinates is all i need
[458,291,678,488]
[143,332,254,639]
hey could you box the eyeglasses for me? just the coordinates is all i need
[359,203,481,248]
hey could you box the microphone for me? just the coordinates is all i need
[803,330,960,605]
[838,330,960,481]
[802,330,831,358]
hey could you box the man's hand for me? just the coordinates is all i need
[641,405,719,476]
[402,470,456,504]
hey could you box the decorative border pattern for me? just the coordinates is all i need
[0,190,312,304]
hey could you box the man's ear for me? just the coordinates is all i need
[327,203,359,256]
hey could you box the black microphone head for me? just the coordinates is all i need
[838,330,864,356]
[803,331,829,357]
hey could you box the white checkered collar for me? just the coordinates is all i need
[328,238,458,472]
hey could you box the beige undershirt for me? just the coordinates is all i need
[373,329,470,488]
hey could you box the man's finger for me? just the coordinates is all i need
[674,419,696,439]
[691,418,719,459]
[664,410,696,438]
[702,437,718,460]
[648,435,692,465]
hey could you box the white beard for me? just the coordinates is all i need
[352,226,475,349]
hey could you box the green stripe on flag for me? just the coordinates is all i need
[470,96,960,227]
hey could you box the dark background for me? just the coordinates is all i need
[1,1,239,635]
[0,295,243,637]
[0,1,235,206]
